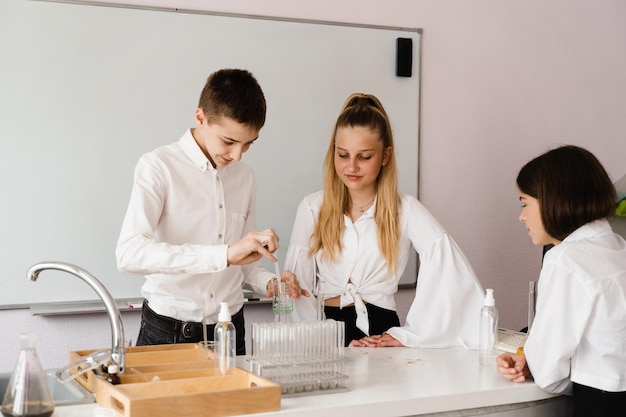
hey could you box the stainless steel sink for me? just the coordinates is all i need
[0,370,95,406]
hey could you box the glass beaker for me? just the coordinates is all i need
[1,333,54,417]
[272,281,293,322]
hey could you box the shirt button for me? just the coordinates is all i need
[218,234,222,239]
[219,204,223,209]
[209,293,214,299]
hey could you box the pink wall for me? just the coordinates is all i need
[2,0,625,370]
[136,0,626,329]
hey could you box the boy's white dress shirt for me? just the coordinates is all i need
[116,129,273,323]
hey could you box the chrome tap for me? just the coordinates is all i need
[27,262,125,380]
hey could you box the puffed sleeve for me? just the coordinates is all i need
[386,197,484,348]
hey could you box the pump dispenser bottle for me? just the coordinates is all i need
[479,289,499,366]
[1,333,54,417]
[214,302,236,375]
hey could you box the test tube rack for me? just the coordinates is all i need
[249,320,349,397]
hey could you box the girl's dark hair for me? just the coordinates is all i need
[517,145,616,241]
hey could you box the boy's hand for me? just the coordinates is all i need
[496,352,532,383]
[227,229,279,265]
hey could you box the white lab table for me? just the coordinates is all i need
[52,346,571,417]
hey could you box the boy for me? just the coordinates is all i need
[116,69,302,354]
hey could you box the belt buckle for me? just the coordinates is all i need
[181,322,195,338]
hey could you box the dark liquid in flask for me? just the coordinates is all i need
[1,402,54,417]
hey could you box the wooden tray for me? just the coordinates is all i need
[68,344,281,417]
[69,344,210,392]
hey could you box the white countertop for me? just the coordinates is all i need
[52,346,562,417]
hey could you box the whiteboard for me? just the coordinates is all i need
[0,0,420,307]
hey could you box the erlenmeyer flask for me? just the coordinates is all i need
[1,333,54,417]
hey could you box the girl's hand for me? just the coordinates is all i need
[496,352,532,383]
[266,270,310,299]
[349,333,402,347]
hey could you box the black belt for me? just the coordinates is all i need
[142,300,243,341]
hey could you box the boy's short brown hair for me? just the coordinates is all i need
[198,69,266,130]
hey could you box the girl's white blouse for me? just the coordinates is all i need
[524,219,626,394]
[285,191,484,348]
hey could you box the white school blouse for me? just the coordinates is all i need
[116,129,274,323]
[285,191,484,348]
[524,219,626,394]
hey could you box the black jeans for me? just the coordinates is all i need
[137,300,246,355]
[324,303,400,346]
[573,383,626,417]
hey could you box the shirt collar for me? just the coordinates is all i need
[562,219,612,243]
[179,128,216,173]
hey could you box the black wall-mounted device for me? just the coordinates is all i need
[396,37,413,77]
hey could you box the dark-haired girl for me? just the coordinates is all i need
[497,145,626,417]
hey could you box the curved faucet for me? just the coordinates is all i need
[27,262,125,379]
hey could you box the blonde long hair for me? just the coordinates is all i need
[308,93,400,275]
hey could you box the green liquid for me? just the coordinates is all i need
[272,304,294,314]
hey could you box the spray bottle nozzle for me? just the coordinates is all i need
[484,288,495,306]
[218,302,231,322]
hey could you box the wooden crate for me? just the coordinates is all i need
[67,344,281,417]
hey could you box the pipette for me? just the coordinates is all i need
[274,261,282,297]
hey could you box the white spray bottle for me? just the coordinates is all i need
[214,302,236,375]
[479,289,499,365]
